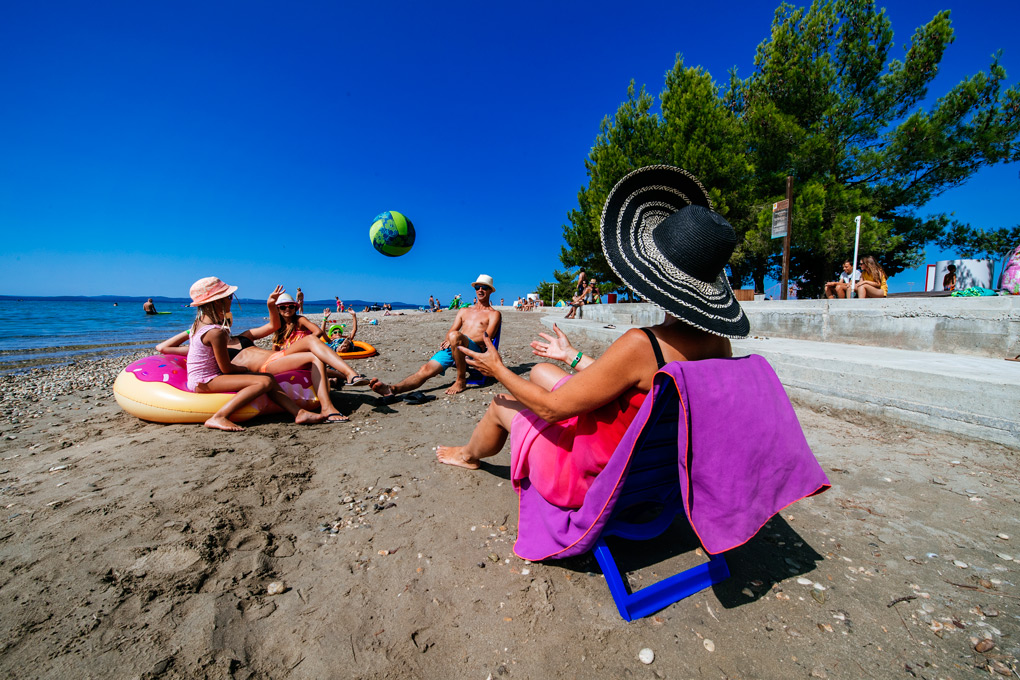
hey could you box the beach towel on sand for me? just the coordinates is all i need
[512,355,831,561]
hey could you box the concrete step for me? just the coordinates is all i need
[572,297,1020,360]
[542,315,1020,449]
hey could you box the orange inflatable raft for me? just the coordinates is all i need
[334,340,378,359]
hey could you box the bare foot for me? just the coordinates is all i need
[445,380,467,395]
[204,415,244,431]
[370,378,395,397]
[436,445,480,469]
[295,409,326,425]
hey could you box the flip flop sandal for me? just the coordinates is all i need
[323,413,350,423]
[347,374,371,386]
[403,391,436,405]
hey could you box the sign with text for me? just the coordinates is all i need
[771,200,789,239]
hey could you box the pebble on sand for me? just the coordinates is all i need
[638,648,654,664]
[267,582,286,596]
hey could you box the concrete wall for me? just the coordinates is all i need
[577,297,1020,359]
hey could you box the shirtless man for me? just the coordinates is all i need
[371,274,501,397]
[143,298,157,314]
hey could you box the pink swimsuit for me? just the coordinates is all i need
[186,324,224,391]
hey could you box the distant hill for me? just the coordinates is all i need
[0,295,421,309]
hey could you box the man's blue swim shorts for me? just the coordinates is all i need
[429,337,483,374]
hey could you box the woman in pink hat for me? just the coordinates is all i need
[183,277,327,431]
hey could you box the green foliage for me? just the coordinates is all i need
[561,82,664,288]
[556,0,1020,298]
[534,270,577,307]
[936,221,1020,263]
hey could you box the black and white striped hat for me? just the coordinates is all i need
[600,165,749,339]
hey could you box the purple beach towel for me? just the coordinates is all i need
[513,355,830,561]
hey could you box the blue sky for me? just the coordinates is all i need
[2,1,1017,303]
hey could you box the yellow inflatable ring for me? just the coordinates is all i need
[113,355,318,424]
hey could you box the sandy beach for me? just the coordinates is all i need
[0,310,1017,679]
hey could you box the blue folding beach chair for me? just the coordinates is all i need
[513,357,828,622]
[591,381,729,621]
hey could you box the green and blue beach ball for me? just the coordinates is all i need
[369,211,416,257]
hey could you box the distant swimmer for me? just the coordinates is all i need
[143,298,158,314]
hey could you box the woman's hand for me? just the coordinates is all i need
[323,308,331,318]
[458,333,505,377]
[267,285,285,305]
[530,324,576,363]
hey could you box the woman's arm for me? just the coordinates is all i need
[245,285,286,340]
[347,310,358,341]
[463,329,652,422]
[156,330,191,356]
[298,316,323,338]
[320,309,332,334]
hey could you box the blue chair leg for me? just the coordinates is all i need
[593,538,730,621]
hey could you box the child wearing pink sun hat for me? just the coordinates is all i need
[186,276,326,431]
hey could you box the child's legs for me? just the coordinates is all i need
[199,374,273,421]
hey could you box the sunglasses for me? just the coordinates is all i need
[278,304,297,310]
[473,285,490,291]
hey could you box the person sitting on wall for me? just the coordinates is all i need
[824,261,861,299]
[856,256,888,299]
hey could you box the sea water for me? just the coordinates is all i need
[0,299,299,374]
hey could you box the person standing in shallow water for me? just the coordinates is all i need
[143,298,158,314]
[295,287,305,313]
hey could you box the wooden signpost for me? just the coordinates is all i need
[772,176,794,300]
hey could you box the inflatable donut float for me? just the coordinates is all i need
[113,354,318,424]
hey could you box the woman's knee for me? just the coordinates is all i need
[530,362,565,390]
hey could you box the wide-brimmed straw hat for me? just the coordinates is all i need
[471,274,495,292]
[274,293,297,306]
[600,165,748,339]
[189,276,238,307]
